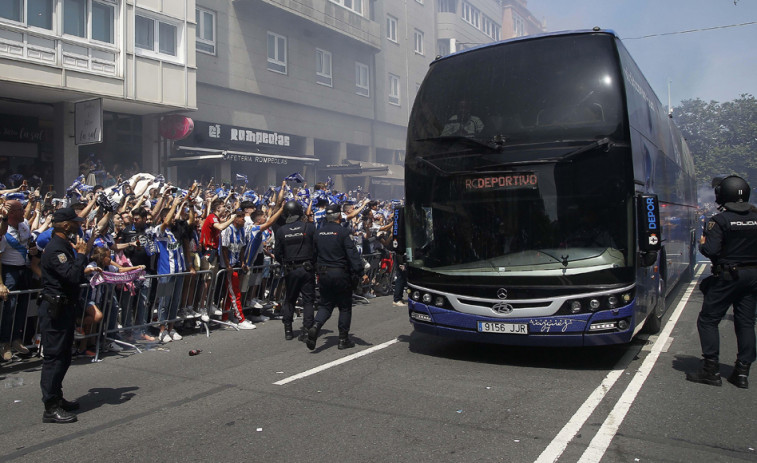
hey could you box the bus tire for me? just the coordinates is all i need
[683,245,696,281]
[643,276,665,334]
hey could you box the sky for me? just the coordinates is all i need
[527,0,757,107]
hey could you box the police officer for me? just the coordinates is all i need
[687,175,757,389]
[307,204,368,351]
[274,201,316,341]
[39,207,92,423]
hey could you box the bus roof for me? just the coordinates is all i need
[432,28,620,64]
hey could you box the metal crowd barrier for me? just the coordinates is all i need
[1,253,399,367]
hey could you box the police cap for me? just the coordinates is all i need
[325,204,341,214]
[52,207,84,223]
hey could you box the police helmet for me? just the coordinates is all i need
[325,203,341,222]
[283,200,303,223]
[714,175,751,206]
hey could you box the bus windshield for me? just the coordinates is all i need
[405,153,632,276]
[408,33,625,147]
[406,33,633,278]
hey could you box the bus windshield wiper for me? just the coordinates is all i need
[472,137,625,170]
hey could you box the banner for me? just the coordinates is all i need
[89,268,146,288]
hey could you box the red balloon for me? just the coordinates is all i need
[159,115,194,140]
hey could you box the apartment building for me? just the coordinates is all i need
[0,0,543,195]
[0,0,196,191]
[500,0,545,38]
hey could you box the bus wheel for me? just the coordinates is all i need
[683,247,696,281]
[643,277,665,334]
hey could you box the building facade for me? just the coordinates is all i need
[499,0,545,39]
[0,0,544,196]
[0,0,197,192]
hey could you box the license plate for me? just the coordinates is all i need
[477,321,528,335]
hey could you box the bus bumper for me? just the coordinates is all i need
[408,301,637,347]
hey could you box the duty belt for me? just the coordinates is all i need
[286,261,313,271]
[37,292,70,307]
[317,265,346,273]
[715,263,757,273]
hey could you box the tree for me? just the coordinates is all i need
[673,94,757,187]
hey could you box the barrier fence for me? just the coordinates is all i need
[0,252,398,365]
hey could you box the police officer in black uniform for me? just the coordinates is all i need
[39,207,91,423]
[274,201,316,341]
[307,204,368,351]
[687,175,757,389]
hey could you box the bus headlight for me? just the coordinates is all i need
[589,299,600,311]
[435,296,445,307]
[411,291,421,301]
[422,293,432,304]
[571,301,582,313]
[607,296,618,308]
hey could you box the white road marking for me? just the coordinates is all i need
[577,265,705,463]
[274,338,400,385]
[535,264,704,463]
[534,348,637,463]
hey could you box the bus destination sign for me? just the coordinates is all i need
[463,173,538,192]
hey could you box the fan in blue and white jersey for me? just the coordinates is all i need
[151,225,186,275]
[220,216,247,268]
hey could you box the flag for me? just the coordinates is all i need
[326,176,334,190]
[285,172,305,183]
[236,173,248,184]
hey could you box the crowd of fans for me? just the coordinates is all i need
[0,165,403,362]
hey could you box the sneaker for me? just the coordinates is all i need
[159,331,173,343]
[252,299,264,309]
[0,343,12,361]
[237,320,256,330]
[74,349,96,358]
[364,293,376,299]
[180,307,199,318]
[248,315,269,323]
[12,339,30,355]
[105,341,124,352]
[212,307,223,316]
[392,300,406,307]
[74,328,86,340]
[169,329,183,341]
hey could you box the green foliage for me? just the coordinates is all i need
[673,94,757,187]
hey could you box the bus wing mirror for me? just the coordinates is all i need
[639,250,658,267]
[637,194,662,253]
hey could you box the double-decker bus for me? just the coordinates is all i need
[402,29,697,346]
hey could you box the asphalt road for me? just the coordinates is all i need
[1,262,756,463]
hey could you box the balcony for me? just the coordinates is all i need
[0,22,119,77]
[248,0,381,50]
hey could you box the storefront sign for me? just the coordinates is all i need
[189,121,304,155]
[0,115,46,143]
[75,98,103,145]
[222,152,288,164]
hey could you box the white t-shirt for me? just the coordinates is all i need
[0,221,31,266]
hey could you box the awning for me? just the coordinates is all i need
[173,146,319,163]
